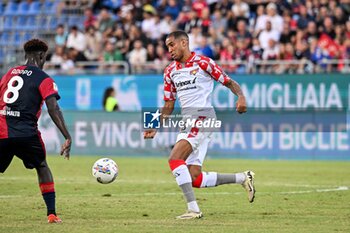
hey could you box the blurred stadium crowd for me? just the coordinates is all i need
[1,0,350,74]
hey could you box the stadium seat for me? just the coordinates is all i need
[0,3,3,15]
[22,32,32,42]
[0,49,3,63]
[3,16,14,30]
[103,0,123,9]
[13,32,21,46]
[43,0,52,10]
[45,1,59,15]
[24,16,38,31]
[0,32,12,46]
[27,1,41,15]
[17,1,30,15]
[3,1,18,16]
[48,17,58,30]
[15,16,27,30]
[57,16,68,26]
[68,16,85,29]
[37,17,48,30]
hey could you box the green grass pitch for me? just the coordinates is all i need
[0,155,349,233]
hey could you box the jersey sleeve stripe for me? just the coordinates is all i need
[163,62,177,101]
[39,77,60,100]
[197,56,230,85]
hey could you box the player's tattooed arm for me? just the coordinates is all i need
[46,97,72,158]
[224,79,244,97]
[224,79,247,114]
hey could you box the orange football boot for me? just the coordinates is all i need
[47,214,62,223]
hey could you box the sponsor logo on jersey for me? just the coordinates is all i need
[53,83,58,91]
[190,68,199,76]
[174,77,197,92]
[171,72,181,78]
[0,106,20,117]
[175,80,192,88]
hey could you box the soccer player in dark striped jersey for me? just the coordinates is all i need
[0,39,71,223]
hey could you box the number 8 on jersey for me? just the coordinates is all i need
[3,76,24,104]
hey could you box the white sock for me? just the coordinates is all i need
[187,201,200,212]
[200,172,217,188]
[172,164,192,185]
[235,173,246,184]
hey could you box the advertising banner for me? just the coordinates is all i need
[53,74,350,111]
[39,111,349,160]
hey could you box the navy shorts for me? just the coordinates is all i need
[0,135,46,173]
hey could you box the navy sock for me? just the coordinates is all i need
[42,192,56,216]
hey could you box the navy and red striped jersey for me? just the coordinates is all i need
[0,65,60,139]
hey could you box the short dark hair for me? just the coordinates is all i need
[71,25,78,31]
[167,30,189,40]
[23,39,48,53]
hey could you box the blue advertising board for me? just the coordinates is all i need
[53,74,350,111]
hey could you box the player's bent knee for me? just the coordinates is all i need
[192,172,203,188]
[190,171,201,182]
[188,166,201,177]
[168,159,186,171]
[37,160,49,168]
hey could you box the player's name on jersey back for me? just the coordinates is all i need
[11,69,33,76]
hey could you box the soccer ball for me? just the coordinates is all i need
[92,158,119,184]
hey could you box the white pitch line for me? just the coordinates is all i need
[0,195,21,199]
[0,186,348,199]
[279,186,349,194]
[261,182,332,188]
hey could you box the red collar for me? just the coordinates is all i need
[175,52,195,67]
[184,52,195,63]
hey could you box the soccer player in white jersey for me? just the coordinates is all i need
[144,30,255,219]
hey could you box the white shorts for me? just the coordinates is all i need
[176,131,212,167]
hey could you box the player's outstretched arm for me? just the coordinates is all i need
[45,97,72,159]
[144,100,175,139]
[224,79,247,114]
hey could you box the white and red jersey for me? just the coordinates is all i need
[163,52,230,112]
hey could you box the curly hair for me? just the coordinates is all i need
[23,39,48,53]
